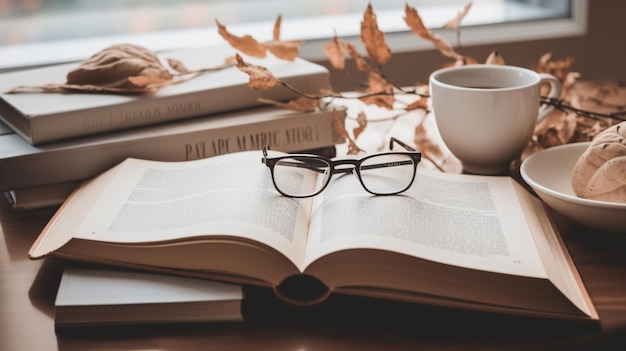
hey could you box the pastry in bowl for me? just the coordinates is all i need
[571,121,626,203]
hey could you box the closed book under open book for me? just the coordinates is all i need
[4,181,81,210]
[30,150,599,322]
[55,266,243,327]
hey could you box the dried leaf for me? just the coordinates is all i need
[528,110,579,157]
[7,43,185,94]
[264,14,303,61]
[266,40,303,61]
[405,96,429,111]
[217,15,303,61]
[216,19,267,58]
[538,52,553,66]
[532,52,576,82]
[404,5,463,60]
[273,14,282,41]
[346,43,370,72]
[64,43,173,92]
[573,119,605,141]
[440,55,479,68]
[167,58,190,73]
[128,72,173,87]
[224,56,238,65]
[359,95,394,110]
[563,71,580,91]
[532,52,577,99]
[4,84,64,94]
[333,109,350,140]
[558,112,579,143]
[414,123,446,172]
[6,83,153,94]
[443,2,473,29]
[333,109,363,155]
[343,43,394,109]
[534,111,577,148]
[459,56,479,65]
[258,96,320,112]
[537,127,564,148]
[403,5,430,38]
[485,50,505,65]
[323,34,347,70]
[360,71,395,109]
[235,54,280,90]
[360,3,392,65]
[353,111,368,139]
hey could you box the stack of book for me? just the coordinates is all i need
[0,44,345,210]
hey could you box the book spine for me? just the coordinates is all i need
[26,69,330,145]
[0,108,346,191]
[7,145,336,210]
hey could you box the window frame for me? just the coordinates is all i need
[0,0,586,72]
[300,0,587,60]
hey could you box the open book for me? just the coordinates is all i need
[29,150,598,322]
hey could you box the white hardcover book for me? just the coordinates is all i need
[55,266,244,327]
[4,181,80,210]
[0,105,345,192]
[0,44,330,145]
[0,120,12,135]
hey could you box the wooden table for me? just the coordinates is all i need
[2,82,626,350]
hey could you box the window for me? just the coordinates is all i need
[0,0,585,71]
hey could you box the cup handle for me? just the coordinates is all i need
[537,73,562,121]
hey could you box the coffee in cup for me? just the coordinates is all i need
[429,64,562,175]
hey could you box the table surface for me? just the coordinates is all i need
[2,82,626,351]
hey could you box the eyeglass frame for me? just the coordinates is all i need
[262,137,422,198]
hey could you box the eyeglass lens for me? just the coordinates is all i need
[359,154,416,194]
[272,156,332,197]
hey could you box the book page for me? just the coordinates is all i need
[515,189,597,318]
[304,168,547,278]
[72,151,315,269]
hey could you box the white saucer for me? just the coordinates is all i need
[520,142,626,235]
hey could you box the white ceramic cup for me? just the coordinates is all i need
[429,64,562,175]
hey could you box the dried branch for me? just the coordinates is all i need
[542,97,626,122]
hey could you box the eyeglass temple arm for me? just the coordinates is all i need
[359,159,415,171]
[353,138,419,170]
[262,145,270,161]
[263,146,329,174]
[278,160,329,174]
[389,137,417,152]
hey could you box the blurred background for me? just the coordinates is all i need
[0,0,623,86]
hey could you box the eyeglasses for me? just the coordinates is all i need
[262,137,421,198]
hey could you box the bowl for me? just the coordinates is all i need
[520,142,626,235]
